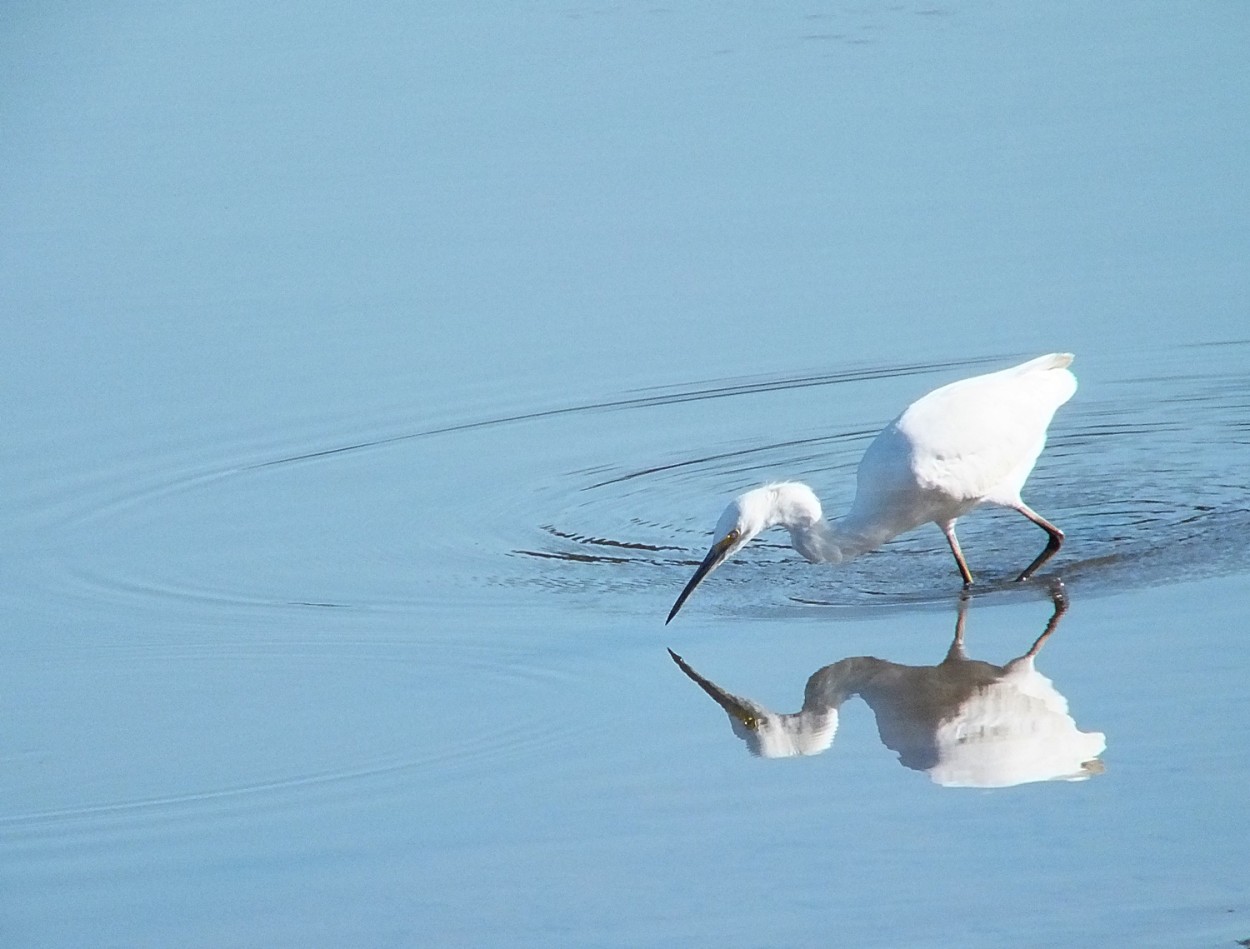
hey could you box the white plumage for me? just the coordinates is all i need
[667,354,1077,622]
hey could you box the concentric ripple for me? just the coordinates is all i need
[520,343,1250,616]
[14,345,1250,626]
[5,342,1248,857]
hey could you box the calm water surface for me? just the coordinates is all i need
[3,4,1249,947]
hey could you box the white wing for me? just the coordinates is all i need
[864,354,1076,514]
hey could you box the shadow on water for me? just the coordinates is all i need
[667,584,1107,788]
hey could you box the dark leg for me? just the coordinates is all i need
[944,589,971,662]
[940,520,974,586]
[1013,503,1064,581]
[1024,579,1069,657]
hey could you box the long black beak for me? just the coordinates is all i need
[667,649,762,729]
[666,535,733,624]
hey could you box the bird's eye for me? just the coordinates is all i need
[727,529,740,542]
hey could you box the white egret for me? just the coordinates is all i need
[667,353,1077,623]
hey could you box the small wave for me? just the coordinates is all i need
[522,345,1250,615]
[20,345,1250,623]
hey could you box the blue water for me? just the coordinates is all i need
[4,4,1249,947]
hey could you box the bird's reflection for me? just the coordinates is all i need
[669,587,1105,787]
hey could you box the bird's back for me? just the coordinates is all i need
[848,354,1076,532]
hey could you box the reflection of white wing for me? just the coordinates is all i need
[925,660,1105,788]
[671,593,1106,785]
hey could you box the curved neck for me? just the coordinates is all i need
[789,516,892,564]
[803,656,885,709]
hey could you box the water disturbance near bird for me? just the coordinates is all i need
[521,345,1250,617]
[19,348,1250,630]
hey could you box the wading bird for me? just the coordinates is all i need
[666,353,1077,623]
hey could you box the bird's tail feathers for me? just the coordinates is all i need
[1033,352,1074,370]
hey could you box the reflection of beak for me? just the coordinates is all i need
[666,535,734,624]
[667,649,762,730]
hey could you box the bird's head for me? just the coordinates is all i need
[666,483,821,623]
[667,648,838,757]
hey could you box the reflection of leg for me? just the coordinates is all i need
[944,589,972,662]
[1013,502,1065,581]
[1025,579,1069,658]
[941,520,974,585]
